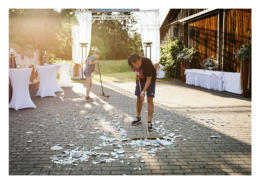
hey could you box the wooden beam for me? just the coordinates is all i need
[218,10,223,71]
[221,10,225,71]
[178,9,218,23]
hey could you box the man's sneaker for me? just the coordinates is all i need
[85,96,94,102]
[148,121,153,131]
[131,117,141,126]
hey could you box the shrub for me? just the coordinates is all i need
[160,37,183,78]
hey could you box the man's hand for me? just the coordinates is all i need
[140,91,145,102]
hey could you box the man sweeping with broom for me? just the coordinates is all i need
[128,53,157,131]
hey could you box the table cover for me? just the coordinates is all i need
[9,68,36,110]
[58,62,73,87]
[36,65,63,98]
[185,69,241,94]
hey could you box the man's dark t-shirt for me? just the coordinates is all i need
[133,57,156,82]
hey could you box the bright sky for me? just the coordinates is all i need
[132,9,169,34]
[54,8,169,35]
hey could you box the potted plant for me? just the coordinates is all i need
[235,42,251,97]
[177,47,195,82]
[203,56,218,70]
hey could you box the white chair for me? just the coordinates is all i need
[9,68,36,110]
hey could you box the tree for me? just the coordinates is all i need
[9,9,143,61]
[91,12,143,59]
[9,9,76,61]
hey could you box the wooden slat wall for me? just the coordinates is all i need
[160,9,205,43]
[160,9,252,73]
[223,9,251,72]
[188,14,218,62]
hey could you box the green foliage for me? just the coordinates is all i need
[9,9,75,61]
[203,56,218,70]
[97,59,132,74]
[91,13,143,60]
[93,59,135,82]
[9,9,143,61]
[55,21,73,59]
[160,37,184,78]
[235,42,251,62]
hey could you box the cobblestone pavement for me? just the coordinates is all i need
[9,81,251,175]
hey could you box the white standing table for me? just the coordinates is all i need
[9,68,36,110]
[36,65,63,98]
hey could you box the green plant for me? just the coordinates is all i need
[177,47,195,63]
[160,37,184,78]
[47,53,57,64]
[235,42,251,62]
[203,56,218,70]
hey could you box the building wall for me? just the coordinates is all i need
[160,9,252,72]
[223,9,251,72]
[188,14,218,63]
[160,9,204,43]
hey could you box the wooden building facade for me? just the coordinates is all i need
[160,9,252,73]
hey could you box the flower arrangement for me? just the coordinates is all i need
[177,47,195,63]
[235,42,251,62]
[203,56,218,70]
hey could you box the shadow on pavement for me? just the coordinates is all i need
[9,82,251,175]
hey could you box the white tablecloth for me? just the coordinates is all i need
[36,65,63,98]
[59,62,73,87]
[185,69,242,94]
[52,64,64,92]
[9,68,37,110]
[222,72,242,94]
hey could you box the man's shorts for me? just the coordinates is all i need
[135,80,156,98]
[84,71,92,78]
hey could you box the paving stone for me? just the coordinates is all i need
[9,82,251,175]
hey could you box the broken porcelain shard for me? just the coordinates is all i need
[135,154,141,158]
[209,135,221,139]
[116,149,125,154]
[51,145,63,151]
[72,152,81,158]
[92,161,99,165]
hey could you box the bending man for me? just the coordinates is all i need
[128,53,157,131]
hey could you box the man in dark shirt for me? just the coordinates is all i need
[128,53,156,131]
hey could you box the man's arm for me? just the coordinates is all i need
[141,76,152,95]
[88,56,99,65]
[88,60,98,65]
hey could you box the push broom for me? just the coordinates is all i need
[97,63,109,97]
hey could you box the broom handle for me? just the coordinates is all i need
[97,63,104,94]
[138,77,150,137]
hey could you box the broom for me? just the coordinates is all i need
[97,63,109,97]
